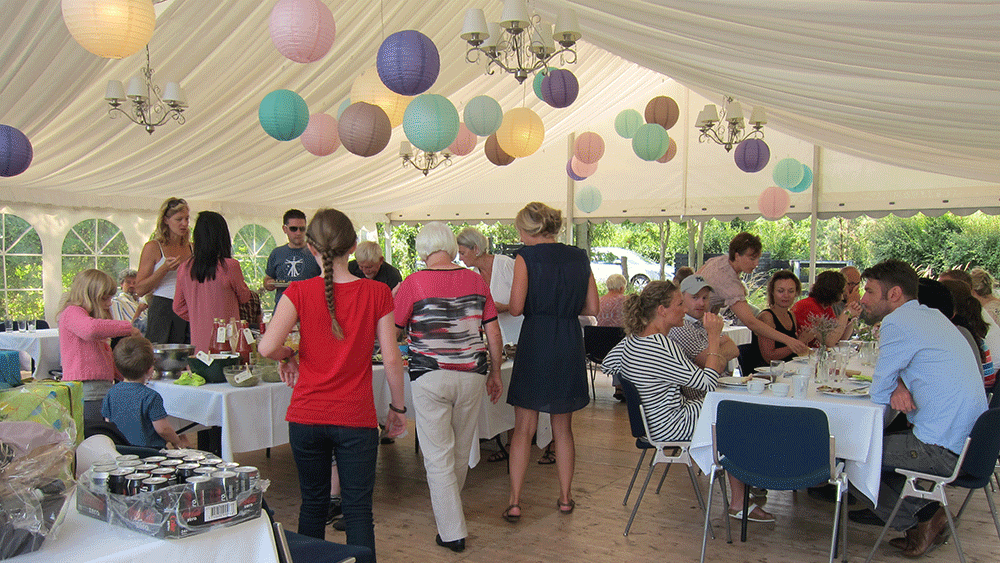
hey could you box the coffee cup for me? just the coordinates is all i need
[747,378,766,394]
[791,374,809,399]
[769,382,790,397]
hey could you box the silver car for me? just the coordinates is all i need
[590,246,673,289]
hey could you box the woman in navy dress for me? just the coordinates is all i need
[503,202,599,521]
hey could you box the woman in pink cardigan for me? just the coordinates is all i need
[59,269,140,422]
[173,211,252,353]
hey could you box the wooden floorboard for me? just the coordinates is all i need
[235,375,1000,562]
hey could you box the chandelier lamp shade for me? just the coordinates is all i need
[574,131,605,164]
[338,102,392,157]
[460,1,582,84]
[734,138,770,172]
[269,0,336,63]
[495,107,544,157]
[463,95,503,137]
[300,113,340,156]
[61,0,156,59]
[377,30,440,96]
[403,94,460,153]
[0,125,33,177]
[105,46,187,134]
[399,141,451,176]
[448,123,477,156]
[259,89,309,141]
[541,68,579,108]
[696,96,767,152]
[632,123,670,161]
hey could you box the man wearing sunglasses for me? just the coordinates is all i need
[264,209,321,308]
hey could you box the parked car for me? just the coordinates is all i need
[590,247,673,289]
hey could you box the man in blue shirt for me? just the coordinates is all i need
[852,260,986,557]
[264,209,321,309]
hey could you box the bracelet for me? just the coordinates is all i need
[706,352,725,360]
[280,347,297,364]
[389,403,407,414]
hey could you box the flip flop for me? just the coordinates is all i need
[537,450,556,464]
[557,499,575,514]
[487,449,509,462]
[502,504,521,523]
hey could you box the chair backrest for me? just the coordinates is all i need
[619,377,648,441]
[736,343,762,377]
[584,325,626,364]
[988,389,1000,409]
[35,319,49,330]
[957,407,1000,485]
[716,400,831,486]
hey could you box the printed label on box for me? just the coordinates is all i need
[205,500,237,522]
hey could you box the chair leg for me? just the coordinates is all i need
[589,363,596,401]
[623,461,657,536]
[699,470,718,563]
[741,484,750,542]
[829,480,847,563]
[622,449,648,506]
[717,471,732,543]
[864,497,905,563]
[687,464,714,540]
[654,463,671,494]
[984,486,1000,542]
[953,487,976,526]
[942,505,967,563]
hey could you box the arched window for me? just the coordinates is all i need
[1,213,44,320]
[232,224,276,311]
[61,219,129,290]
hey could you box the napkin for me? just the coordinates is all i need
[174,372,206,386]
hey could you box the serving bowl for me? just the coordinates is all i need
[152,344,195,379]
[223,365,260,387]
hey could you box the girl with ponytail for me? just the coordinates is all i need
[259,208,405,559]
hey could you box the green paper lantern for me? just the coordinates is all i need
[337,98,351,119]
[773,158,805,189]
[463,95,503,137]
[788,164,813,193]
[631,123,669,161]
[532,67,554,102]
[575,185,602,214]
[259,89,310,141]
[403,94,460,153]
[615,109,643,139]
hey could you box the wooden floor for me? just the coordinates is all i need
[235,375,1000,562]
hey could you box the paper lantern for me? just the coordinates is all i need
[495,107,544,158]
[0,125,33,177]
[656,138,678,163]
[402,94,459,153]
[576,185,602,214]
[734,138,770,173]
[338,102,392,157]
[788,164,813,193]
[566,159,586,181]
[631,123,669,161]
[337,98,351,119]
[541,69,579,109]
[61,0,156,59]
[644,96,680,130]
[259,89,310,141]
[614,109,643,139]
[351,66,411,128]
[532,67,554,101]
[485,134,514,166]
[773,158,805,189]
[571,156,598,178]
[269,0,336,63]
[300,113,340,156]
[574,132,605,164]
[448,123,477,156]
[463,95,503,137]
[758,186,790,220]
[376,30,439,96]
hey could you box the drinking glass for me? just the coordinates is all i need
[27,319,36,333]
[17,319,26,332]
[770,360,785,380]
[3,319,12,332]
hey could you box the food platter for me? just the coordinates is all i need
[817,384,870,397]
[718,376,768,387]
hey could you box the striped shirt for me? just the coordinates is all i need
[602,333,720,442]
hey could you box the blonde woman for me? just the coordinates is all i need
[136,197,192,344]
[970,268,1000,325]
[58,269,140,421]
[597,274,628,327]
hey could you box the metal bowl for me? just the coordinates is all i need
[152,344,195,379]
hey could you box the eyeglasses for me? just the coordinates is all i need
[846,282,861,288]
[286,226,305,232]
[165,198,187,209]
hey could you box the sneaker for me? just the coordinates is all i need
[325,497,342,526]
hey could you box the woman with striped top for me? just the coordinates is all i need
[602,281,774,523]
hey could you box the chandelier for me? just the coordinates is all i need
[103,46,186,134]
[695,97,767,152]
[460,1,582,84]
[399,142,451,176]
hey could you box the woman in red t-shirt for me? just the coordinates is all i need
[791,270,859,347]
[259,209,405,559]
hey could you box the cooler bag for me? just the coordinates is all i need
[0,381,84,444]
[0,350,21,387]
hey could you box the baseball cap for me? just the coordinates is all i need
[680,274,713,295]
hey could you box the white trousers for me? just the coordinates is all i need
[411,369,485,542]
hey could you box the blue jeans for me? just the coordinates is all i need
[288,422,378,562]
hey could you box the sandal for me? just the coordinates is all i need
[537,449,556,465]
[557,499,575,514]
[487,449,509,462]
[502,504,521,523]
[728,505,775,523]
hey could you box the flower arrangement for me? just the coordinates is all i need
[807,313,841,348]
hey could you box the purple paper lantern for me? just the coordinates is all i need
[377,30,440,96]
[0,125,34,177]
[734,138,770,173]
[566,159,587,181]
[541,69,579,109]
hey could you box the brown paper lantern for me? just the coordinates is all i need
[338,102,391,157]
[656,138,678,163]
[485,133,514,166]
[645,96,680,130]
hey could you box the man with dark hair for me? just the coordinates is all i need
[850,259,986,557]
[697,232,809,356]
[264,209,321,308]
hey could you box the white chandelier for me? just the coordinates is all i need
[104,46,186,134]
[399,142,451,176]
[695,96,767,152]
[460,0,582,84]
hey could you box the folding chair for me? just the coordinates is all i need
[583,325,625,399]
[263,500,371,563]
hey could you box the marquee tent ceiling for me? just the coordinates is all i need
[2,0,998,227]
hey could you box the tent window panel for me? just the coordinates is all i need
[1,213,44,320]
[61,219,130,290]
[232,224,276,312]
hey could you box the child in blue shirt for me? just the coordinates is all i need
[102,336,189,449]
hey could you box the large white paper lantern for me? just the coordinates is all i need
[62,0,156,59]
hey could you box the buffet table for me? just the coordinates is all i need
[0,328,60,378]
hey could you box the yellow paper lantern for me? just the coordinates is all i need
[350,66,411,128]
[62,0,156,59]
[495,107,544,158]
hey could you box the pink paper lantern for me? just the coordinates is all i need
[270,0,336,63]
[338,102,391,157]
[448,123,476,156]
[571,156,598,178]
[758,186,790,220]
[300,113,340,156]
[566,159,586,181]
[574,131,604,164]
[656,138,677,163]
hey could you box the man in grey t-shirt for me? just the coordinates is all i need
[263,209,321,307]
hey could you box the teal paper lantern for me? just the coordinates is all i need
[463,95,503,137]
[575,185,602,214]
[532,67,554,101]
[631,123,669,161]
[259,89,310,141]
[772,158,804,189]
[337,97,351,119]
[788,164,813,193]
[615,109,643,139]
[403,94,459,153]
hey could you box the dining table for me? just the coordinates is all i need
[0,328,60,378]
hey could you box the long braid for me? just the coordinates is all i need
[322,248,344,339]
[307,208,356,341]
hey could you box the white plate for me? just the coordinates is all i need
[818,385,870,397]
[718,376,768,387]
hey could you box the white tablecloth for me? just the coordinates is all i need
[148,380,293,461]
[689,382,886,505]
[0,328,60,378]
[12,491,279,563]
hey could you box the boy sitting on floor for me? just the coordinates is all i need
[102,336,190,449]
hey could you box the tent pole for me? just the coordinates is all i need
[565,132,576,246]
[809,145,822,288]
[696,221,705,270]
[383,220,393,266]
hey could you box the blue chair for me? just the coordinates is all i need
[263,500,372,563]
[863,408,1000,563]
[699,400,848,563]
